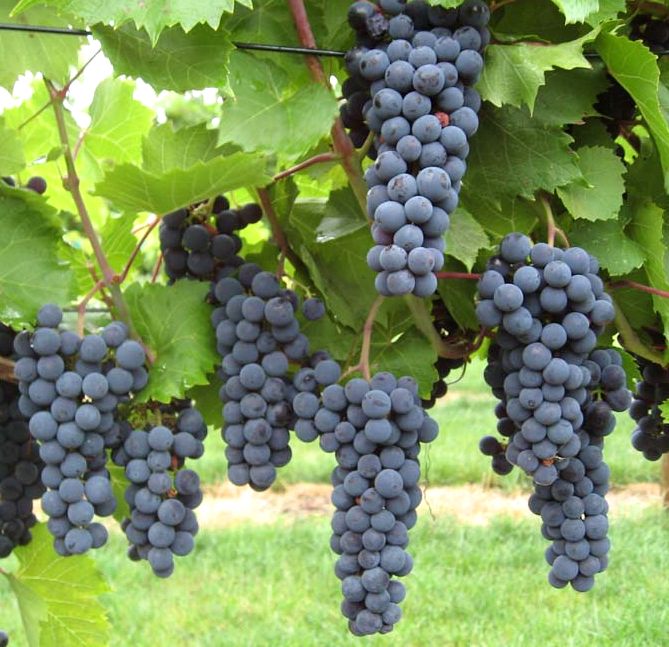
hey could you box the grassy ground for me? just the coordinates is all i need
[1,509,668,647]
[197,359,658,488]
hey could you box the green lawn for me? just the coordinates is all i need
[197,359,658,489]
[1,509,668,647]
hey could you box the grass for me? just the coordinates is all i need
[197,360,659,489]
[1,508,668,647]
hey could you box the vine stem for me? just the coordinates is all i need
[151,253,163,283]
[77,279,105,337]
[436,271,481,281]
[540,194,569,248]
[44,78,138,339]
[342,296,385,381]
[609,280,669,300]
[273,152,338,181]
[286,0,368,213]
[116,217,160,284]
[256,187,298,278]
[613,299,665,365]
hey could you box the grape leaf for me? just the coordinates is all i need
[461,191,541,240]
[4,524,110,647]
[628,200,669,345]
[445,208,489,271]
[12,0,252,44]
[465,105,581,199]
[142,123,222,174]
[0,185,73,326]
[93,23,234,92]
[218,51,339,160]
[94,153,272,214]
[437,265,479,331]
[493,0,582,43]
[569,218,645,276]
[125,281,218,403]
[596,32,669,193]
[585,0,626,25]
[0,0,84,90]
[660,400,669,425]
[0,120,25,174]
[550,0,598,23]
[86,78,154,167]
[108,463,130,524]
[100,215,138,275]
[618,347,642,391]
[557,146,626,221]
[478,30,597,111]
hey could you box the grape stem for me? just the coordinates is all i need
[609,279,669,300]
[0,357,17,384]
[342,295,385,381]
[286,0,369,214]
[77,279,106,337]
[256,187,298,278]
[44,77,141,344]
[436,271,481,280]
[116,217,160,284]
[612,298,665,365]
[273,152,339,181]
[151,253,164,284]
[490,0,516,11]
[540,194,569,248]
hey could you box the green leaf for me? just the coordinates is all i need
[108,463,130,524]
[0,185,73,326]
[100,215,137,275]
[142,123,222,174]
[550,0,598,23]
[596,32,669,193]
[219,51,339,160]
[618,347,642,391]
[5,524,110,647]
[187,375,224,428]
[437,267,479,331]
[557,146,626,221]
[12,0,252,44]
[585,0,626,25]
[628,200,669,346]
[569,218,646,276]
[461,191,541,241]
[0,120,25,174]
[445,208,489,271]
[125,281,218,402]
[93,23,234,92]
[465,105,581,199]
[94,152,272,214]
[493,0,583,43]
[0,0,84,89]
[479,31,597,110]
[660,400,669,425]
[86,78,154,167]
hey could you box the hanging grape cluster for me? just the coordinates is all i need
[630,357,669,460]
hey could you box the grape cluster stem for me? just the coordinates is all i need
[273,152,339,181]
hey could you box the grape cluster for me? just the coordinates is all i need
[213,265,326,491]
[421,299,465,408]
[293,364,439,635]
[529,348,625,591]
[0,325,44,560]
[160,196,263,282]
[14,304,147,555]
[111,402,206,577]
[0,630,6,646]
[475,234,628,486]
[354,0,489,297]
[1,175,48,194]
[631,14,669,53]
[630,357,669,460]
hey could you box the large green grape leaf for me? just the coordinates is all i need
[493,0,583,43]
[93,23,234,92]
[445,208,489,271]
[218,51,339,161]
[0,185,73,326]
[86,78,154,167]
[569,218,646,276]
[585,0,626,25]
[125,281,218,402]
[0,120,25,174]
[142,123,222,174]
[461,191,541,240]
[4,524,110,647]
[465,105,581,200]
[596,32,669,193]
[100,215,138,275]
[550,0,598,23]
[628,200,669,345]
[478,30,596,111]
[11,0,252,44]
[0,0,84,90]
[94,152,272,214]
[557,146,626,221]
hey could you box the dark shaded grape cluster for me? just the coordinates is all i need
[420,298,465,409]
[1,175,48,194]
[0,629,7,646]
[14,304,147,555]
[354,0,489,296]
[631,14,669,53]
[475,234,627,486]
[529,347,625,591]
[293,363,439,636]
[630,357,669,460]
[0,325,44,560]
[212,264,326,491]
[160,196,263,282]
[111,402,206,577]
